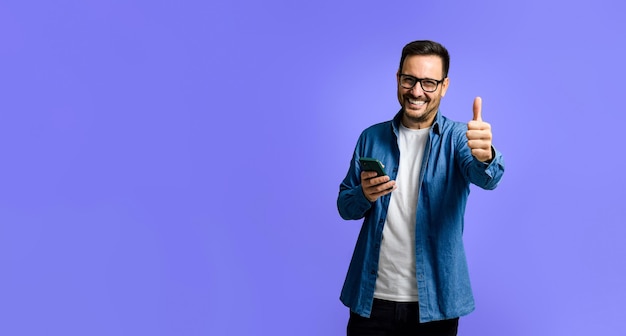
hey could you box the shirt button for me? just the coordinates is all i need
[370,270,376,275]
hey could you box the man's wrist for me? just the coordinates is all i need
[483,146,496,164]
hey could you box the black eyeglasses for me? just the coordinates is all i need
[399,74,445,92]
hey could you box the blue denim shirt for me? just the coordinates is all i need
[337,110,505,322]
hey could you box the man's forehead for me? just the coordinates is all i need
[402,55,443,75]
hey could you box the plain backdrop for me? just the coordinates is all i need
[1,0,625,335]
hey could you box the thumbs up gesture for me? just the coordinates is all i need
[466,97,493,162]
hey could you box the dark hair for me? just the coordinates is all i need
[399,40,450,78]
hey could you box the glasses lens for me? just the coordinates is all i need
[421,80,438,92]
[400,75,416,89]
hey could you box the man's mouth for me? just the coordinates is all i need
[408,98,427,106]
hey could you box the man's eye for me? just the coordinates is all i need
[422,80,436,88]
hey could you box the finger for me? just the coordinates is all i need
[473,96,482,121]
[371,182,396,196]
[372,189,393,200]
[368,176,391,189]
[362,175,389,189]
[467,120,491,131]
[467,139,491,150]
[361,171,378,180]
[466,129,492,140]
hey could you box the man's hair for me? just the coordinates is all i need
[399,40,450,79]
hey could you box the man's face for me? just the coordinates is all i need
[397,55,449,129]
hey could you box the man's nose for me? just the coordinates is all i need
[410,83,424,94]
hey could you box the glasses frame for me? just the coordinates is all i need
[398,74,446,93]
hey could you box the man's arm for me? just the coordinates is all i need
[337,150,396,220]
[460,145,505,190]
[460,97,505,189]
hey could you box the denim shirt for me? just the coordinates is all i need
[337,110,505,323]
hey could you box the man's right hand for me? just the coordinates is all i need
[361,171,396,202]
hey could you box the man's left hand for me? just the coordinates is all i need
[466,97,493,162]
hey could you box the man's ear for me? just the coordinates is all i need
[441,77,450,97]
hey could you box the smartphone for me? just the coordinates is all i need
[359,157,387,176]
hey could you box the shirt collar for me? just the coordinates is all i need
[392,109,442,136]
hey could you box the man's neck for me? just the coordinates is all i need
[401,115,435,130]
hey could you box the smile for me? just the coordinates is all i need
[408,98,427,106]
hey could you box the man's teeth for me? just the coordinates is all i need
[409,98,426,105]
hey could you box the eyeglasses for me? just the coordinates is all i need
[399,74,445,93]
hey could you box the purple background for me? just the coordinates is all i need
[1,1,625,335]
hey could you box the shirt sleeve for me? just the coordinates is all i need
[455,127,505,190]
[337,139,374,220]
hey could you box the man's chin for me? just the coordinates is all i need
[403,107,436,125]
[403,106,427,118]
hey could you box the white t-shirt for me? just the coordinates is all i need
[373,124,430,302]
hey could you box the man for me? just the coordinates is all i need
[337,40,505,335]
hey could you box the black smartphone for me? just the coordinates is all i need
[359,157,387,176]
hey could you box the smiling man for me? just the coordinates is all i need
[337,40,505,336]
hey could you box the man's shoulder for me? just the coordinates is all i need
[362,119,393,135]
[354,119,395,148]
[440,114,466,127]
[439,114,468,135]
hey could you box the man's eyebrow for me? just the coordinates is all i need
[401,74,438,80]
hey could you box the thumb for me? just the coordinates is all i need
[473,96,482,121]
